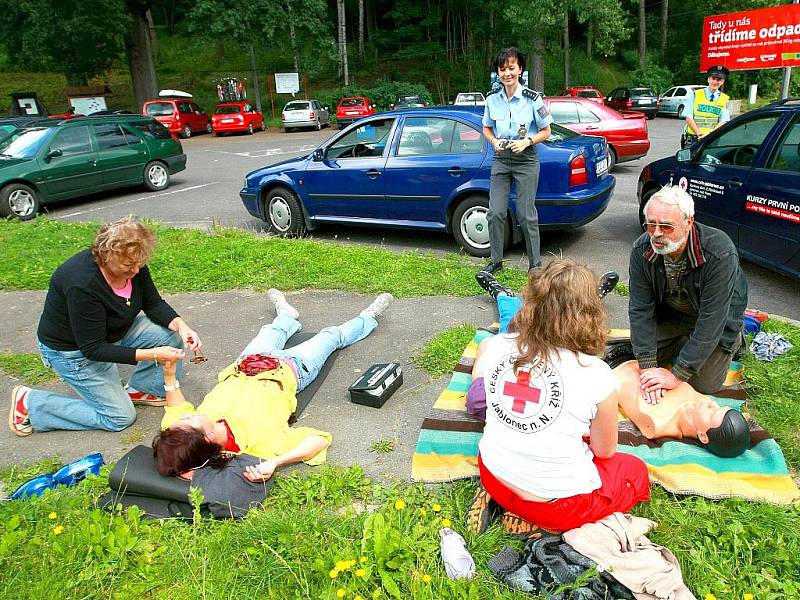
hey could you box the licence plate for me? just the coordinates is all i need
[596,156,609,175]
[345,110,359,115]
[222,118,234,123]
[638,99,652,104]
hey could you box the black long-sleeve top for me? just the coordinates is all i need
[37,249,179,364]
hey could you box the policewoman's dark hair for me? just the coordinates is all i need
[494,47,526,74]
[705,409,750,458]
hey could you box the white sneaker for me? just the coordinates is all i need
[267,288,299,319]
[360,293,393,320]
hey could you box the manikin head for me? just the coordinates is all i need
[643,185,695,258]
[680,398,750,457]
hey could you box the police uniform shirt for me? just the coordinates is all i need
[679,87,730,121]
[482,85,554,141]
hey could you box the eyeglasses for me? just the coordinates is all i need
[190,348,208,364]
[644,222,676,234]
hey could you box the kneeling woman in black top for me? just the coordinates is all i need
[9,217,200,435]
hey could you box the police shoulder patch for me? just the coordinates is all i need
[522,88,541,101]
[486,88,501,97]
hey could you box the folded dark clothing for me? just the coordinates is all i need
[488,534,634,599]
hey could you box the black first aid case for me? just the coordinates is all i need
[349,362,403,408]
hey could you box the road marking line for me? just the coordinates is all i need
[203,145,316,158]
[54,183,220,218]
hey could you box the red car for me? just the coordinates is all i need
[544,97,650,170]
[335,96,375,128]
[142,97,211,139]
[559,86,604,104]
[211,102,266,135]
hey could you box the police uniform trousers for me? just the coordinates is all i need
[488,145,541,268]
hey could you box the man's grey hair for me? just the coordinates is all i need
[644,185,695,221]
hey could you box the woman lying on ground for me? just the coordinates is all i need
[10,217,199,436]
[152,289,392,483]
[467,260,650,534]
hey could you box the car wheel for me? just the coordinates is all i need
[315,118,321,131]
[647,112,655,120]
[0,183,39,220]
[676,105,684,118]
[607,146,617,172]
[206,122,213,134]
[248,123,254,135]
[639,187,658,229]
[264,187,305,237]
[284,127,292,133]
[451,195,509,257]
[143,161,170,192]
[181,124,191,139]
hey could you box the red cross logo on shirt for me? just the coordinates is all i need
[503,370,541,414]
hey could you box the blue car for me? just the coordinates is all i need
[637,100,800,279]
[240,107,615,256]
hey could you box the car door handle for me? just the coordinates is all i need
[585,125,599,130]
[365,169,382,178]
[729,178,743,188]
[448,167,466,176]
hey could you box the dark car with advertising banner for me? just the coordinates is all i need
[637,100,800,279]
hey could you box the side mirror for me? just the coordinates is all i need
[46,148,63,160]
[676,148,692,162]
[312,148,324,161]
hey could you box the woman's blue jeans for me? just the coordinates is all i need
[238,312,377,391]
[28,314,183,432]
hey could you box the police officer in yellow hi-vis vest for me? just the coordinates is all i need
[680,65,730,148]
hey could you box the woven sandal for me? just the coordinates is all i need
[465,485,501,534]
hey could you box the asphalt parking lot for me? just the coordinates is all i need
[40,117,799,321]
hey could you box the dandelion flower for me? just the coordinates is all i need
[432,503,442,512]
[743,595,753,600]
[329,569,339,578]
[394,499,406,510]
[704,594,716,600]
[336,589,346,598]
[356,568,366,578]
[48,512,57,520]
[360,556,368,564]
[441,518,452,528]
[419,508,427,517]
[355,597,364,600]
[53,525,64,535]
[423,574,432,583]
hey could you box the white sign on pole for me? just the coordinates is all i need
[274,73,300,94]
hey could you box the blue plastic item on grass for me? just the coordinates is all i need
[743,315,762,334]
[9,453,104,500]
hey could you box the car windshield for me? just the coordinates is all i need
[285,102,310,111]
[630,88,656,97]
[341,98,365,107]
[457,94,483,101]
[399,96,420,102]
[547,123,580,142]
[215,105,242,114]
[0,127,52,158]
[145,102,175,116]
[577,90,600,98]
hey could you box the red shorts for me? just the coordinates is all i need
[478,453,650,532]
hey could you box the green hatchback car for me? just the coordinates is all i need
[0,114,187,220]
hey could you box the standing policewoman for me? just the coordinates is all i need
[681,65,730,148]
[482,47,553,273]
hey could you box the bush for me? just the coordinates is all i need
[630,59,673,95]
[317,80,433,115]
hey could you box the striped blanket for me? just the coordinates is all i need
[411,329,800,504]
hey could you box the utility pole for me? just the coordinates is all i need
[782,0,800,99]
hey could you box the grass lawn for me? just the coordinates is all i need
[1,219,798,599]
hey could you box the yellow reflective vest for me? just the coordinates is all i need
[686,89,729,136]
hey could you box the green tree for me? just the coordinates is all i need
[0,0,129,85]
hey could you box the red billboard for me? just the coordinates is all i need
[701,4,800,71]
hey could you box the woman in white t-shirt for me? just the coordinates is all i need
[470,260,650,532]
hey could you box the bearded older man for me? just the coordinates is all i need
[629,186,748,404]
